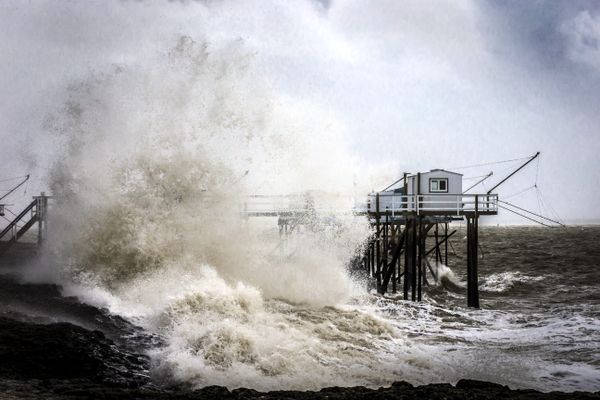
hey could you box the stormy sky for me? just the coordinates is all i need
[0,0,599,223]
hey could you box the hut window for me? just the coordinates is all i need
[430,178,448,193]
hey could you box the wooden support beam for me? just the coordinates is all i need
[466,196,480,308]
[411,218,417,302]
[391,217,397,293]
[424,230,457,257]
[434,224,440,266]
[382,212,388,292]
[403,218,413,300]
[380,229,405,294]
[365,243,371,275]
[444,222,449,266]
[425,257,437,282]
[375,193,381,292]
[370,241,375,277]
[417,219,423,301]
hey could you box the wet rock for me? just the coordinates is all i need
[0,315,599,399]
[0,317,150,387]
[456,378,509,391]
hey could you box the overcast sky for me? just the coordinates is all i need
[0,0,599,223]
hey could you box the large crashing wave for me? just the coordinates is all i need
[46,36,367,300]
[39,36,405,389]
[24,35,586,393]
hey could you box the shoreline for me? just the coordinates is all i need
[1,241,599,398]
[1,316,598,399]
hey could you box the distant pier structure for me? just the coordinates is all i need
[0,172,51,256]
[355,152,546,308]
[243,153,545,308]
[0,192,50,256]
[358,169,496,308]
[242,169,497,308]
[2,154,554,308]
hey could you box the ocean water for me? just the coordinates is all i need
[3,225,598,393]
[1,37,598,393]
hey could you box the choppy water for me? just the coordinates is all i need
[370,225,600,392]
[1,37,598,394]
[2,226,598,393]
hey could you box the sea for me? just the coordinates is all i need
[1,225,598,393]
[0,37,598,394]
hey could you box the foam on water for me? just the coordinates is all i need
[34,36,404,390]
[23,36,599,392]
[480,272,545,293]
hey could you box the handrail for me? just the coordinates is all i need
[0,200,36,241]
[365,193,498,215]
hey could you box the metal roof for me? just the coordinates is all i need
[426,169,463,176]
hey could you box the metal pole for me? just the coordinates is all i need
[487,152,540,195]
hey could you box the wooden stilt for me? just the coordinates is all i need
[444,222,449,266]
[403,218,412,300]
[391,219,397,293]
[375,193,381,292]
[467,196,480,308]
[370,241,375,277]
[417,218,423,301]
[411,218,417,302]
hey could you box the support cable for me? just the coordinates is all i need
[497,204,554,228]
[449,156,531,170]
[498,199,565,226]
[381,175,407,192]
[4,208,25,228]
[503,185,536,200]
[534,156,542,224]
[536,186,565,226]
[464,174,492,180]
[535,155,540,186]
[0,175,29,184]
[1,214,23,229]
[0,175,30,202]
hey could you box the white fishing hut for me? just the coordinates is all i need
[406,169,462,196]
[372,169,471,215]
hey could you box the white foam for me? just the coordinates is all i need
[30,35,598,393]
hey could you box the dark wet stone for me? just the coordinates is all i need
[390,381,414,389]
[0,267,598,399]
[0,317,150,388]
[455,378,509,391]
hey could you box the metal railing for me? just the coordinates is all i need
[243,195,312,215]
[0,200,37,241]
[0,193,51,248]
[242,193,498,217]
[365,193,498,215]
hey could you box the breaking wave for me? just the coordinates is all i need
[35,36,403,390]
[18,35,598,393]
[432,263,465,291]
[480,272,545,293]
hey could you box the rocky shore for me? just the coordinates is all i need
[0,317,598,400]
[0,246,598,400]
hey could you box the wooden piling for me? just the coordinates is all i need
[391,218,397,293]
[417,218,423,301]
[375,193,381,292]
[403,218,412,300]
[466,196,480,308]
[444,222,448,266]
[411,218,417,302]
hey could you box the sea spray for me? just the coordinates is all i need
[431,262,464,289]
[36,36,403,389]
[20,35,596,393]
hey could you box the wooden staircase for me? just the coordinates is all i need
[0,195,47,256]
